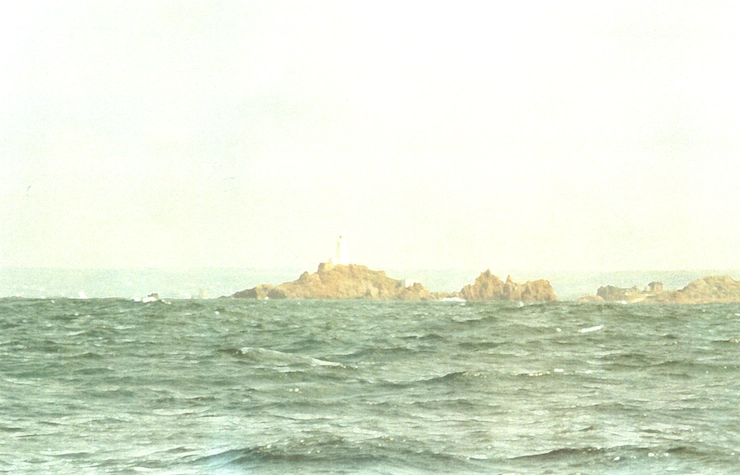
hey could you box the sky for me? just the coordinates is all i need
[1,1,740,272]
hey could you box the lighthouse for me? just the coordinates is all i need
[331,234,351,265]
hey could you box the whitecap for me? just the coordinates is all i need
[239,347,344,368]
[579,325,603,333]
[311,357,343,367]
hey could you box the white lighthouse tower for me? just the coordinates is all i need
[331,234,351,265]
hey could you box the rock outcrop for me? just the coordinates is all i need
[595,285,641,302]
[230,265,557,302]
[458,270,557,302]
[579,276,740,304]
[657,276,740,303]
[231,284,274,300]
[232,262,434,300]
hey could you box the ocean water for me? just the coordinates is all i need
[2,298,740,474]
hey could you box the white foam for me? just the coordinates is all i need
[579,325,603,333]
[311,357,343,367]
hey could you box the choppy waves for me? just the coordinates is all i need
[1,298,740,473]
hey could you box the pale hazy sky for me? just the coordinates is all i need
[1,1,739,272]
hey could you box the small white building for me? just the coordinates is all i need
[330,234,351,265]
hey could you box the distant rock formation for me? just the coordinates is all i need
[231,284,274,300]
[645,281,664,293]
[579,276,740,304]
[659,276,740,303]
[230,265,557,302]
[134,292,160,303]
[596,284,641,302]
[231,262,434,300]
[458,270,557,302]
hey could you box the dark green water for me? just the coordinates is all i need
[2,298,739,474]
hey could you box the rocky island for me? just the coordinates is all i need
[579,275,740,304]
[229,235,558,302]
[237,262,435,300]
[457,270,557,302]
[230,265,557,302]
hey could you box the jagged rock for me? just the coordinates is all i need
[503,275,521,300]
[233,262,434,300]
[655,275,740,303]
[589,282,662,303]
[231,284,274,300]
[646,281,664,293]
[581,275,740,304]
[432,291,462,300]
[230,264,558,302]
[459,270,557,302]
[596,285,640,302]
[520,279,559,302]
[459,270,504,300]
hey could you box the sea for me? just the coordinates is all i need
[2,269,740,474]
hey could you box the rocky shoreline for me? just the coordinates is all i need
[578,275,740,304]
[228,264,740,304]
[230,262,558,302]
